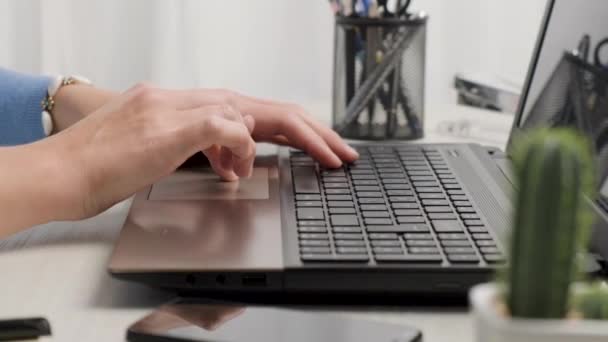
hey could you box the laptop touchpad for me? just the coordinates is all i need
[149,168,270,200]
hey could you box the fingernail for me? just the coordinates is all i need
[348,145,359,157]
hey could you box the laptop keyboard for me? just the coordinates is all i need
[290,145,506,266]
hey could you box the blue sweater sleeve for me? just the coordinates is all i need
[0,68,52,146]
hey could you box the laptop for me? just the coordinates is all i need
[108,0,608,297]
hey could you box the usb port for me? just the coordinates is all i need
[241,274,267,287]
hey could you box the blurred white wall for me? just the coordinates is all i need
[0,0,546,114]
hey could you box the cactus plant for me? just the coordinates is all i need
[505,128,595,319]
[574,282,608,320]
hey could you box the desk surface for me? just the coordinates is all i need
[0,104,512,341]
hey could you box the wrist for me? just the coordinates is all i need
[51,84,117,132]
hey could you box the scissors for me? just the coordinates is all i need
[594,37,608,70]
[378,0,412,18]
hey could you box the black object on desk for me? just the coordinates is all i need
[0,317,51,341]
[127,298,422,342]
[332,13,427,141]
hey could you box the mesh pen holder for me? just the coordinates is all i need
[522,49,608,179]
[332,14,427,141]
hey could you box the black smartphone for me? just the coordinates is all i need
[0,317,51,341]
[127,299,422,342]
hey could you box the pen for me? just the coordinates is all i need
[343,0,354,17]
[336,27,419,133]
[366,0,381,127]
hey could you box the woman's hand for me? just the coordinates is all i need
[135,88,359,181]
[47,85,357,221]
[0,84,359,236]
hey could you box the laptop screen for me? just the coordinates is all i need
[510,0,608,203]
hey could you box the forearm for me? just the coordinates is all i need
[0,141,79,238]
[52,84,117,132]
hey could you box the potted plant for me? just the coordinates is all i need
[469,128,608,342]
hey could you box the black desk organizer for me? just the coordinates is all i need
[332,14,427,141]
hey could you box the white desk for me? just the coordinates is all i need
[0,104,512,341]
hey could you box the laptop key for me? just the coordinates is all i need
[392,203,420,210]
[443,184,462,189]
[484,254,506,264]
[409,176,435,181]
[300,240,330,247]
[367,224,430,233]
[293,167,321,194]
[297,201,323,207]
[323,177,348,183]
[422,199,449,206]
[297,208,324,220]
[384,184,411,190]
[408,247,440,254]
[404,233,434,240]
[432,220,463,232]
[299,233,329,240]
[337,247,368,254]
[476,240,497,247]
[461,214,480,220]
[361,204,388,211]
[364,218,393,225]
[441,240,473,247]
[418,194,446,199]
[382,178,409,184]
[329,208,356,215]
[373,247,405,255]
[369,233,399,240]
[331,215,359,226]
[335,240,367,247]
[359,198,386,204]
[324,183,349,189]
[481,247,501,254]
[362,211,391,218]
[301,254,369,263]
[413,181,439,187]
[326,189,351,195]
[327,195,353,201]
[357,192,383,198]
[457,207,477,213]
[438,233,468,240]
[468,226,488,233]
[464,219,484,226]
[445,247,476,254]
[371,240,401,247]
[428,213,458,220]
[375,254,443,263]
[397,216,425,224]
[296,194,321,201]
[298,227,327,233]
[394,209,423,216]
[447,189,465,195]
[300,247,331,254]
[298,221,326,227]
[389,196,416,203]
[453,200,472,207]
[353,179,379,186]
[406,240,437,247]
[425,206,453,213]
[333,227,363,233]
[349,169,374,175]
[386,190,415,196]
[352,174,376,180]
[355,186,381,192]
[328,201,355,208]
[451,195,468,201]
[415,187,443,193]
[447,254,480,264]
[334,233,364,240]
[472,233,493,240]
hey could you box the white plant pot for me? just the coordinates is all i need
[470,283,608,342]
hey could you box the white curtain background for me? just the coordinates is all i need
[0,0,546,114]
